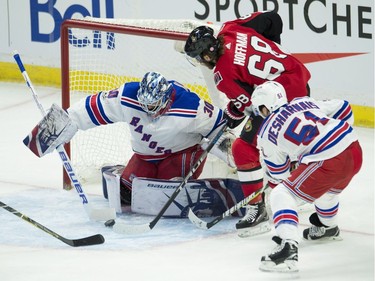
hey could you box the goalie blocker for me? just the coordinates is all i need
[23,103,77,158]
[102,165,246,218]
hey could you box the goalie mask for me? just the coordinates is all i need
[184,26,220,69]
[251,81,287,118]
[137,72,174,118]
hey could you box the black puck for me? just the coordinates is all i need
[105,219,115,227]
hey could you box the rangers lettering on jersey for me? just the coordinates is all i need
[129,116,172,154]
[233,32,247,66]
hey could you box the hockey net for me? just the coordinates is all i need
[61,17,232,189]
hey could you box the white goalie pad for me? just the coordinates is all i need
[101,166,246,218]
[23,103,77,157]
[101,165,125,214]
[132,177,246,218]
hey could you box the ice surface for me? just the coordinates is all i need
[0,82,373,281]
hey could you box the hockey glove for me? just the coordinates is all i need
[23,103,78,157]
[290,161,299,172]
[224,101,246,129]
[203,130,236,168]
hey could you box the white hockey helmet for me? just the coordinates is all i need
[251,81,287,118]
[137,72,173,117]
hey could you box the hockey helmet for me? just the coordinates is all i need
[184,26,219,64]
[137,72,173,117]
[251,81,287,118]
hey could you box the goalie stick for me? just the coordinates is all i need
[0,201,105,247]
[187,187,265,230]
[13,51,116,222]
[107,123,228,235]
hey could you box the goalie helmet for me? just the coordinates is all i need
[184,26,219,68]
[251,81,287,118]
[137,72,173,117]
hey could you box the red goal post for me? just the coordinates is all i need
[60,17,229,189]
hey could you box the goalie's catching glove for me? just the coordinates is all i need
[203,130,237,168]
[23,103,78,157]
[223,101,246,129]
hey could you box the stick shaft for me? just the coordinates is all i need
[13,52,91,212]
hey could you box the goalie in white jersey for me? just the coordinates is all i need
[25,72,232,206]
[249,81,363,273]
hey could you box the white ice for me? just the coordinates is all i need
[0,82,374,281]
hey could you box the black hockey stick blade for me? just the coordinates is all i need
[0,201,105,247]
[62,234,105,247]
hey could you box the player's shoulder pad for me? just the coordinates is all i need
[169,81,200,111]
[121,81,140,100]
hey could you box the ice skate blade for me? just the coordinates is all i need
[237,221,271,238]
[304,235,343,242]
[259,260,299,273]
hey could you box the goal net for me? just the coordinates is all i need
[60,17,233,189]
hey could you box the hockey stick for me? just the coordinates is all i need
[187,187,265,229]
[108,123,228,234]
[0,201,105,247]
[13,51,116,222]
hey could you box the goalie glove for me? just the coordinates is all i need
[23,103,78,157]
[203,130,236,168]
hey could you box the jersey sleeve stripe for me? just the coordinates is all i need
[85,94,112,125]
[333,101,352,121]
[165,108,198,118]
[96,93,113,124]
[265,157,291,175]
[121,96,143,111]
[310,122,353,154]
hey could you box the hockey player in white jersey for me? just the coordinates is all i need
[24,72,234,207]
[249,81,363,272]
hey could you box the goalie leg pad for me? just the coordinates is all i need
[102,165,125,214]
[131,177,246,217]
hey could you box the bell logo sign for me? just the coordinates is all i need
[30,0,114,43]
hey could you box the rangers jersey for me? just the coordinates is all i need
[68,81,225,161]
[257,97,357,181]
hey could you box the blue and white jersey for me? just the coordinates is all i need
[68,81,225,160]
[257,97,357,181]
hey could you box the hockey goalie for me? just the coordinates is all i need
[23,71,247,218]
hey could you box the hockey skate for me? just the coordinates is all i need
[236,194,271,237]
[303,213,342,241]
[259,236,299,273]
